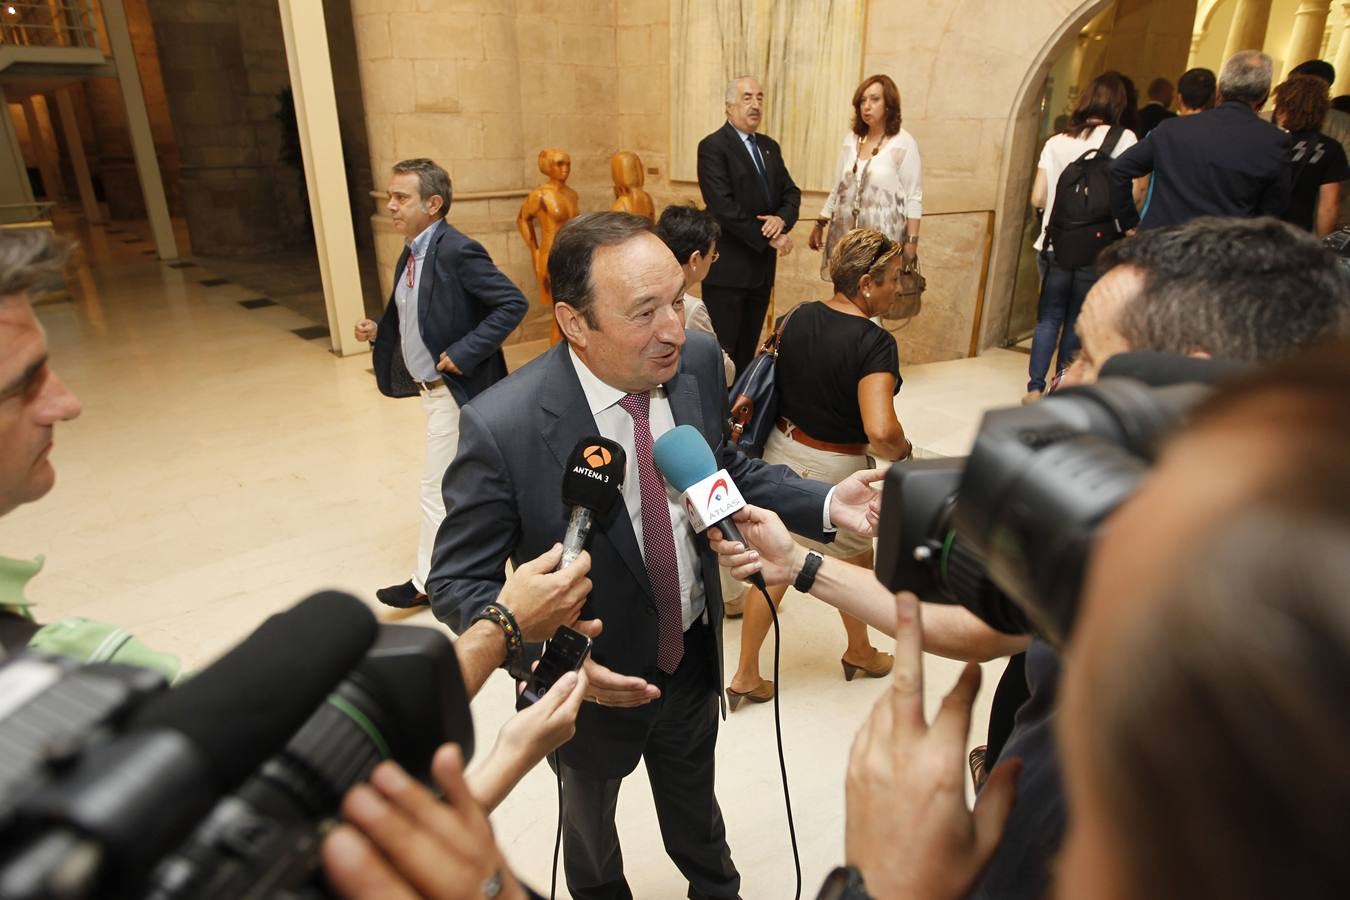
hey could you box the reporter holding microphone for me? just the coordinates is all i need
[425,213,882,900]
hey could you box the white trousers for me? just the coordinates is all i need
[414,385,461,592]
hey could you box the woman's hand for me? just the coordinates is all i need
[809,221,825,251]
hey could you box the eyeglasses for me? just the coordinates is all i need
[868,238,896,270]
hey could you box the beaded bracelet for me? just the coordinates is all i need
[473,602,523,671]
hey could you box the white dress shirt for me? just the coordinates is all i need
[569,347,706,630]
[395,220,442,381]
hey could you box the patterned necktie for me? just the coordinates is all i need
[404,248,416,289]
[747,133,771,198]
[617,391,684,674]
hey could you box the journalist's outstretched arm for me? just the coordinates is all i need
[710,505,1029,661]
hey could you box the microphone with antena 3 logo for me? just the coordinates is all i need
[558,436,627,571]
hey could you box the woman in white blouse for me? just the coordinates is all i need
[809,74,923,276]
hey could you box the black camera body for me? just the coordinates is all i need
[876,378,1209,647]
[0,593,472,900]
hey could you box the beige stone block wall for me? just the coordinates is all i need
[352,0,1129,359]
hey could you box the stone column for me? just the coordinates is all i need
[1188,30,1205,68]
[1223,0,1274,61]
[0,91,36,209]
[277,0,367,357]
[1281,0,1333,80]
[55,88,102,224]
[103,0,178,260]
[21,96,64,201]
[1332,1,1350,95]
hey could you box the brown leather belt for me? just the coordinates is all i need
[417,379,446,392]
[776,419,867,456]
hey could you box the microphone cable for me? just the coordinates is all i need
[755,580,802,900]
[550,750,562,900]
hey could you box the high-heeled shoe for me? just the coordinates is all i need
[726,679,775,711]
[840,651,894,682]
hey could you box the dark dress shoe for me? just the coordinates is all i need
[376,580,428,608]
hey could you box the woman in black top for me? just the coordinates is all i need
[726,228,912,709]
[1274,74,1350,236]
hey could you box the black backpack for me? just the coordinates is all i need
[1045,126,1125,268]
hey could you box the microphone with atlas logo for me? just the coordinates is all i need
[559,436,627,570]
[651,425,767,592]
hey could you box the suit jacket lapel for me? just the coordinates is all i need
[665,369,706,438]
[540,346,653,598]
[757,137,776,200]
[416,220,446,335]
[390,245,411,308]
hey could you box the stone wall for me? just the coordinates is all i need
[350,0,1130,362]
[146,0,308,255]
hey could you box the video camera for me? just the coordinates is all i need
[875,377,1210,647]
[0,592,472,899]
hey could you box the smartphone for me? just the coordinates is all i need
[520,626,592,706]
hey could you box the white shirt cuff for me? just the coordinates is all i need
[822,486,837,533]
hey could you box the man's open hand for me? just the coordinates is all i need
[829,468,886,536]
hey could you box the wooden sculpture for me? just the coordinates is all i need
[609,150,655,220]
[517,148,580,344]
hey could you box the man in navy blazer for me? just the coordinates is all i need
[428,213,881,899]
[697,76,801,372]
[356,158,527,608]
[1109,51,1292,232]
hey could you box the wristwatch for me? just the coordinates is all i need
[793,550,824,593]
[817,865,874,900]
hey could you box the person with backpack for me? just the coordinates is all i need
[1026,71,1138,402]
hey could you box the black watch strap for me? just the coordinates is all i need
[816,865,873,900]
[793,550,824,593]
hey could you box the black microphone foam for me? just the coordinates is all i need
[562,437,626,516]
[130,590,377,792]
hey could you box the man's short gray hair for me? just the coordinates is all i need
[1219,50,1274,106]
[1097,217,1350,362]
[392,158,452,219]
[725,76,758,103]
[0,229,70,301]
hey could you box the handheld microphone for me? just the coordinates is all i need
[559,437,627,570]
[652,425,765,591]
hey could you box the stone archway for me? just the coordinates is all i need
[977,0,1115,350]
[980,0,1197,349]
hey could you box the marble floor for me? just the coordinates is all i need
[2,216,1028,899]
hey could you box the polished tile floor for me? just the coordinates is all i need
[2,216,1027,899]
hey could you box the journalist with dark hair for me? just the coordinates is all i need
[427,212,882,899]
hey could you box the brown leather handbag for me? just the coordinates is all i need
[884,257,926,323]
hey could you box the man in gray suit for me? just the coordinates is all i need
[428,212,881,899]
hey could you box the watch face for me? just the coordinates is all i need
[818,866,866,900]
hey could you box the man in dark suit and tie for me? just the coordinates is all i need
[428,212,882,899]
[356,158,527,609]
[1109,52,1292,232]
[697,76,801,372]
